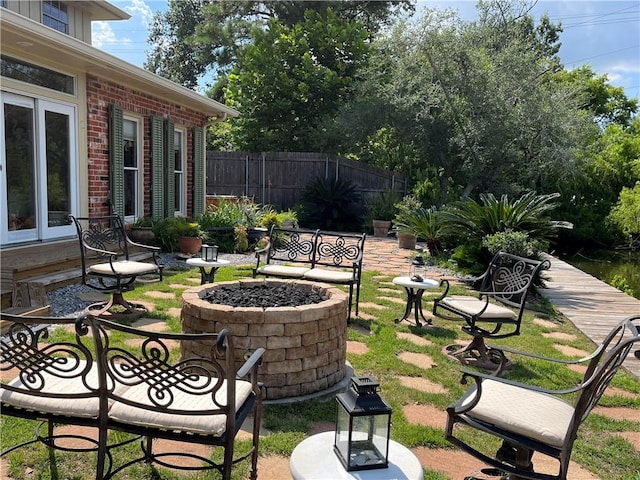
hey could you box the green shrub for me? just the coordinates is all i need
[610,274,635,296]
[366,190,400,222]
[482,230,545,258]
[298,177,363,231]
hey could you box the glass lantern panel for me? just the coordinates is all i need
[349,415,387,468]
[334,404,351,463]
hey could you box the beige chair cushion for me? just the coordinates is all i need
[88,260,158,276]
[0,360,100,418]
[439,296,516,319]
[256,265,310,277]
[303,268,353,284]
[459,379,574,447]
[108,378,254,436]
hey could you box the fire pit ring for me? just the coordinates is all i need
[181,278,349,400]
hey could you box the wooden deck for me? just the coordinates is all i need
[541,254,640,380]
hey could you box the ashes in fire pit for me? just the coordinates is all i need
[201,283,328,308]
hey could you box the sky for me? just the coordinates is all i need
[93,0,640,99]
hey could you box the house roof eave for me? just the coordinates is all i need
[0,8,239,119]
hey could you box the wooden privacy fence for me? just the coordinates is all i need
[206,151,407,210]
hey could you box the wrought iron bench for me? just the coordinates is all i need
[253,226,366,319]
[0,312,265,480]
[433,251,551,370]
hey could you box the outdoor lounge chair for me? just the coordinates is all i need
[433,251,550,370]
[70,214,163,318]
[445,314,640,480]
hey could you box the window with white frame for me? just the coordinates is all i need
[174,128,185,216]
[43,0,68,34]
[122,117,141,220]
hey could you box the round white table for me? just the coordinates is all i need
[290,431,423,480]
[185,258,230,284]
[392,276,440,327]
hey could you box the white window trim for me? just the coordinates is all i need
[123,114,143,223]
[174,126,187,217]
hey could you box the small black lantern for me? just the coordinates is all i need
[201,244,218,262]
[334,376,392,471]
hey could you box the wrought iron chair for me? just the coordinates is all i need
[433,252,551,370]
[445,314,640,480]
[85,316,265,480]
[70,214,163,318]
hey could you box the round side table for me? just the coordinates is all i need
[392,276,439,327]
[185,258,230,284]
[290,431,423,480]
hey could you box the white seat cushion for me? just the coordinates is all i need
[256,265,310,277]
[439,296,516,319]
[0,360,100,418]
[88,260,158,277]
[108,378,253,436]
[303,268,353,283]
[459,379,574,447]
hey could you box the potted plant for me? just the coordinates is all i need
[172,217,206,255]
[128,216,155,244]
[393,195,422,249]
[367,190,400,237]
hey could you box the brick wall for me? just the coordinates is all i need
[85,75,208,217]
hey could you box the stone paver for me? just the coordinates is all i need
[403,404,447,428]
[346,340,369,355]
[397,331,433,347]
[144,290,176,299]
[553,344,591,358]
[398,351,437,369]
[542,331,578,341]
[399,376,448,394]
[130,317,169,332]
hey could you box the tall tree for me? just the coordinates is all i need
[224,9,370,151]
[333,1,594,203]
[145,0,413,89]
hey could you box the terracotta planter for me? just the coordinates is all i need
[397,233,417,250]
[372,220,392,237]
[178,236,203,255]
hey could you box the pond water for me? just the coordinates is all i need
[559,249,640,300]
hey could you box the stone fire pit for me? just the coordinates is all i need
[180,279,349,400]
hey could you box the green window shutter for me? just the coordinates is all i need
[151,116,165,219]
[108,103,124,217]
[164,119,175,217]
[192,126,205,217]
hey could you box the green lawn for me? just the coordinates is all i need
[2,264,639,479]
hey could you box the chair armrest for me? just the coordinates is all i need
[488,344,601,366]
[237,348,265,379]
[434,279,451,301]
[83,243,118,258]
[126,237,161,252]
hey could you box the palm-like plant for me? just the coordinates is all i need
[440,192,562,243]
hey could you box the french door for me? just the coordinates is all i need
[1,92,77,244]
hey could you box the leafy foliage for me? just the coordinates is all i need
[225,9,370,151]
[298,177,363,231]
[482,229,544,258]
[608,182,640,249]
[440,192,562,243]
[366,189,400,221]
[146,0,412,88]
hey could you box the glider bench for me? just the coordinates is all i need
[253,226,366,319]
[0,312,264,480]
